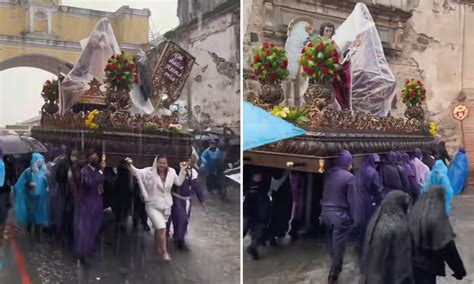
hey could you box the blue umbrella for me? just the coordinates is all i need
[243,102,305,151]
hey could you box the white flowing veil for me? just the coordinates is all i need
[59,18,121,113]
[333,3,397,116]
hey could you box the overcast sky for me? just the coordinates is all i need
[0,0,178,127]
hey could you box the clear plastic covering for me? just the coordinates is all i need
[285,20,310,80]
[59,18,121,113]
[333,3,397,116]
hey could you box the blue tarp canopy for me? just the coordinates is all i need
[243,102,305,151]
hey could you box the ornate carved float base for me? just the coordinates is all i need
[244,130,433,172]
[31,127,192,168]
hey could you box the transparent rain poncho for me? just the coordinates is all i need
[59,18,121,113]
[333,3,397,116]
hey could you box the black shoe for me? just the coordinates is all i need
[246,246,259,260]
[142,223,151,232]
[328,273,338,284]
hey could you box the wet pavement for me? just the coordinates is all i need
[0,181,240,284]
[244,188,474,284]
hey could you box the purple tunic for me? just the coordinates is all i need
[320,150,359,275]
[402,153,421,197]
[74,165,104,257]
[355,154,383,229]
[380,151,404,197]
[168,169,204,241]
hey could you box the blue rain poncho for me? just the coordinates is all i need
[14,153,49,226]
[423,160,454,216]
[448,149,469,195]
[0,145,4,187]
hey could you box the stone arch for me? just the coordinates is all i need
[0,53,72,74]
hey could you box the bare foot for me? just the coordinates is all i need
[163,253,172,262]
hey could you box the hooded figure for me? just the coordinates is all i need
[355,154,384,223]
[0,145,5,188]
[423,160,454,216]
[74,151,105,261]
[268,169,293,245]
[379,151,404,197]
[200,139,224,193]
[360,190,414,284]
[14,153,49,227]
[0,145,15,232]
[354,154,384,266]
[448,147,469,195]
[112,160,134,230]
[243,168,271,260]
[401,153,420,200]
[437,141,451,167]
[46,146,68,236]
[412,148,430,189]
[320,150,359,282]
[409,186,466,283]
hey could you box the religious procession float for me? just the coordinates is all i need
[31,18,196,168]
[243,3,436,172]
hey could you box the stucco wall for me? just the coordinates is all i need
[169,3,240,129]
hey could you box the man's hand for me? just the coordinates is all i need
[125,157,133,166]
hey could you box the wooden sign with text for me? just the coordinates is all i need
[152,41,195,106]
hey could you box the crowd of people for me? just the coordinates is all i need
[0,139,225,265]
[243,141,469,283]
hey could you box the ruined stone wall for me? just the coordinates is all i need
[391,0,474,154]
[244,0,474,155]
[169,2,240,129]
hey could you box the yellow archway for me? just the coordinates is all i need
[0,0,150,73]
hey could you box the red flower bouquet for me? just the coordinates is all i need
[104,51,137,91]
[41,79,59,102]
[401,79,427,106]
[300,38,340,82]
[251,42,289,82]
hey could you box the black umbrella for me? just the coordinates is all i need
[0,131,47,155]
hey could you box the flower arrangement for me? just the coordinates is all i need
[271,106,309,126]
[429,121,437,137]
[104,52,138,91]
[401,79,426,106]
[251,42,289,82]
[41,79,59,101]
[300,38,340,82]
[85,109,100,130]
[144,122,191,136]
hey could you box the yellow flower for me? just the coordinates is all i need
[272,106,290,118]
[429,122,437,136]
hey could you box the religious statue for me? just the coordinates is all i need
[285,3,397,116]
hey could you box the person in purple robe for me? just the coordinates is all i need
[401,153,421,201]
[74,150,106,265]
[354,153,383,267]
[412,148,430,189]
[379,151,404,198]
[320,150,359,283]
[167,157,206,250]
